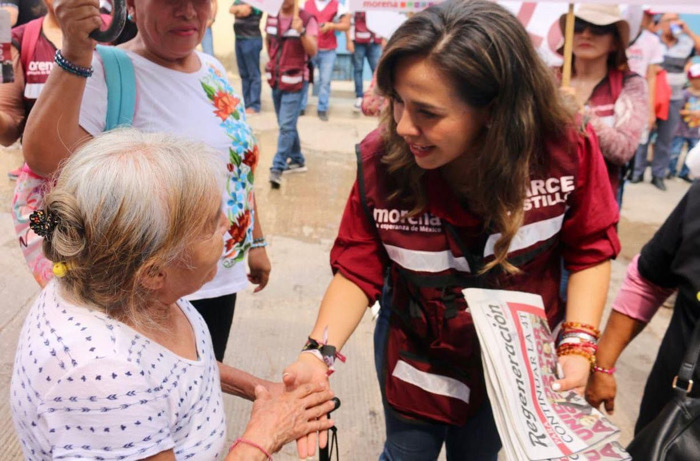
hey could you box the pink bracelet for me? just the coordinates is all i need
[592,365,616,375]
[229,438,273,460]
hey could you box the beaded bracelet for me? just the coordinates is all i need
[250,241,268,249]
[229,438,273,460]
[592,365,616,375]
[557,342,598,355]
[558,348,597,367]
[54,50,94,78]
[561,321,600,337]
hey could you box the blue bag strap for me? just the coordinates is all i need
[95,45,136,131]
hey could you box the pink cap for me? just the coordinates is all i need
[689,63,700,79]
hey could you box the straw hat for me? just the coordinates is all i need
[558,4,631,52]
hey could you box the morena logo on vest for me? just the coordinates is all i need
[27,60,54,76]
[524,176,575,211]
[373,208,442,233]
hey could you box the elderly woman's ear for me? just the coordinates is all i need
[139,263,167,292]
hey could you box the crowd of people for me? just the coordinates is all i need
[1,0,700,459]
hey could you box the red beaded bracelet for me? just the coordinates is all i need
[592,365,616,375]
[229,438,273,460]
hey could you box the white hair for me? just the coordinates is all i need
[43,128,226,322]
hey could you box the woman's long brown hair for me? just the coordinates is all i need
[376,0,574,274]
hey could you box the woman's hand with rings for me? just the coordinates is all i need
[54,0,102,66]
[283,352,332,458]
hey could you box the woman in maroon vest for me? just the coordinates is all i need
[560,4,648,200]
[0,0,61,177]
[283,1,621,459]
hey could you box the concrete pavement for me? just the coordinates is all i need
[0,75,691,459]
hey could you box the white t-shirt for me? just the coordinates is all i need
[79,49,258,300]
[626,30,664,78]
[11,280,227,459]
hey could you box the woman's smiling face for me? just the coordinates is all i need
[392,55,486,171]
[130,0,211,61]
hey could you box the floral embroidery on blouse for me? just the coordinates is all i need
[201,64,258,266]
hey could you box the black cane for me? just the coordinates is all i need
[319,397,341,461]
[90,0,127,43]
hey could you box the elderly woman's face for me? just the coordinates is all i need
[131,0,211,60]
[164,209,227,298]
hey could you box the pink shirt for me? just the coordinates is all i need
[612,254,675,323]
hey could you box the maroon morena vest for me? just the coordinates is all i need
[356,128,582,425]
[353,12,381,45]
[11,17,56,116]
[587,68,639,195]
[264,10,313,92]
[304,0,339,51]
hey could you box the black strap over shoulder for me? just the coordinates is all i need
[674,318,700,394]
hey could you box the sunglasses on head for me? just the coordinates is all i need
[573,18,617,36]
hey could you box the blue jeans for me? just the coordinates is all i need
[235,37,263,112]
[270,82,307,172]
[352,42,382,97]
[201,27,214,56]
[634,99,685,179]
[668,136,698,177]
[374,291,502,461]
[301,49,336,112]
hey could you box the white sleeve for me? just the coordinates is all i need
[37,358,175,459]
[651,39,664,66]
[78,54,108,136]
[686,141,700,178]
[336,2,348,19]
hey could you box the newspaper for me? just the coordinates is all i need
[463,288,630,461]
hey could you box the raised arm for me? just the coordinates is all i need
[283,272,369,459]
[0,45,24,146]
[21,0,99,176]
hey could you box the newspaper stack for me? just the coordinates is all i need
[463,288,630,461]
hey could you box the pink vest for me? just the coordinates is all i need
[304,0,339,51]
[353,12,381,45]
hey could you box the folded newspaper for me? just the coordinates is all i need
[463,288,630,461]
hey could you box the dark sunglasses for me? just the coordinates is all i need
[573,18,617,36]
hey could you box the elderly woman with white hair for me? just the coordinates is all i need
[15,0,269,365]
[10,129,335,460]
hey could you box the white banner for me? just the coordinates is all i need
[244,0,285,16]
[347,0,445,13]
[348,0,700,14]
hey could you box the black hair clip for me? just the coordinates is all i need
[29,210,59,239]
